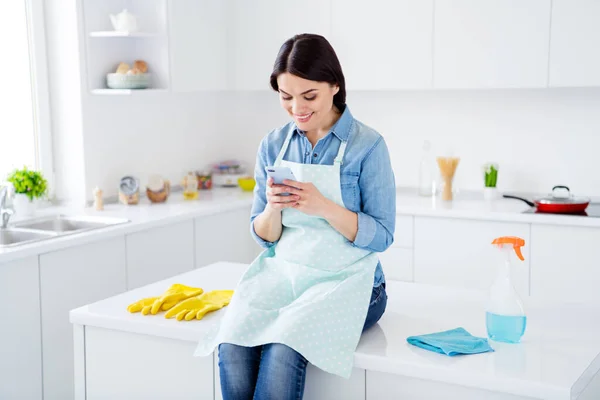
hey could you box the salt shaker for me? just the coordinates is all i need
[93,186,104,210]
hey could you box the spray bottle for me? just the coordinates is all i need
[486,236,527,343]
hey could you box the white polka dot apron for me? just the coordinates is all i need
[194,129,379,379]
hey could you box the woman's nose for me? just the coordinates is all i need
[291,99,307,114]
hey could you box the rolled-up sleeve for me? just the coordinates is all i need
[351,137,396,252]
[250,137,278,248]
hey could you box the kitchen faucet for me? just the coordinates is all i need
[0,186,14,229]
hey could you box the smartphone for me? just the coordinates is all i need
[265,166,297,196]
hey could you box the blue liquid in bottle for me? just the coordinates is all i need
[486,312,527,343]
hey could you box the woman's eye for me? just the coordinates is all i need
[304,96,317,101]
[282,96,292,101]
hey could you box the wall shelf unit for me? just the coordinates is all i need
[81,0,170,94]
[89,31,162,38]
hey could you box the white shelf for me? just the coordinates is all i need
[89,31,161,38]
[91,88,168,95]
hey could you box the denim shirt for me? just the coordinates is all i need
[250,105,396,287]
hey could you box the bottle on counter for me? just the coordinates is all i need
[486,236,527,344]
[418,140,436,196]
[182,172,199,200]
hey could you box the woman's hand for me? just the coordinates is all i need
[265,177,300,211]
[283,180,333,218]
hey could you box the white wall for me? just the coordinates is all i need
[221,88,600,198]
[80,92,229,200]
[56,86,600,203]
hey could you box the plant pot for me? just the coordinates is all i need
[483,187,500,201]
[12,193,37,217]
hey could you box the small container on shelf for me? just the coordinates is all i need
[106,60,151,89]
[211,160,246,187]
[483,163,500,200]
[146,175,169,203]
[119,176,140,205]
[182,172,199,200]
[195,171,213,190]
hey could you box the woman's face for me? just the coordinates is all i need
[276,73,339,132]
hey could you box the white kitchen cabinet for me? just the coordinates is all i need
[195,208,262,268]
[330,0,433,90]
[530,224,600,303]
[366,370,531,400]
[379,247,413,282]
[168,0,230,92]
[548,0,600,87]
[126,220,195,289]
[433,0,551,89]
[413,217,530,297]
[378,215,414,282]
[0,257,42,400]
[40,237,127,400]
[230,0,330,90]
[84,327,214,400]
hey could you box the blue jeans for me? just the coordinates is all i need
[218,283,387,400]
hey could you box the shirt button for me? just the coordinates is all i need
[313,153,318,157]
[305,152,309,156]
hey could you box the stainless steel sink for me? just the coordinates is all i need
[13,214,129,233]
[0,214,130,248]
[0,228,56,247]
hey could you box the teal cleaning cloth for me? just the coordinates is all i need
[406,327,494,356]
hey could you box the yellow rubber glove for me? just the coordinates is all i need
[126,296,179,315]
[127,283,204,315]
[164,290,234,321]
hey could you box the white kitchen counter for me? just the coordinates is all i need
[395,187,600,228]
[3,186,599,266]
[0,188,255,263]
[70,262,600,400]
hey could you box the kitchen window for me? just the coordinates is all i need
[0,0,53,193]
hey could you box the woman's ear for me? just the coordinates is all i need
[332,84,340,95]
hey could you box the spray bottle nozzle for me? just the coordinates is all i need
[491,236,525,261]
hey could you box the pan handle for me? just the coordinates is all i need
[503,194,535,207]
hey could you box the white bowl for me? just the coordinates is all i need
[106,73,151,89]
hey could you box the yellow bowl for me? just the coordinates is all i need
[238,177,256,192]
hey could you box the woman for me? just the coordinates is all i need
[194,33,396,400]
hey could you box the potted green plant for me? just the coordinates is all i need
[483,163,499,200]
[6,166,48,216]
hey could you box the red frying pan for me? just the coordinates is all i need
[503,185,590,214]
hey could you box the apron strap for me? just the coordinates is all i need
[275,127,348,166]
[274,128,295,166]
[334,140,348,166]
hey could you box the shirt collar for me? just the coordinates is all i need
[293,105,353,142]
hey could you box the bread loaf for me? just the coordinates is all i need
[116,62,130,74]
[132,60,148,74]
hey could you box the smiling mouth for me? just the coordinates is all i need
[295,112,313,123]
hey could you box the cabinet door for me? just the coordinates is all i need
[168,0,230,91]
[379,247,413,282]
[414,217,530,297]
[548,0,600,87]
[434,0,551,88]
[230,0,330,90]
[530,224,600,302]
[126,221,195,289]
[0,257,42,400]
[367,370,530,400]
[40,237,127,400]
[195,208,262,268]
[331,0,433,90]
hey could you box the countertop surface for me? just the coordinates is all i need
[2,186,600,264]
[395,187,600,228]
[71,262,600,400]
